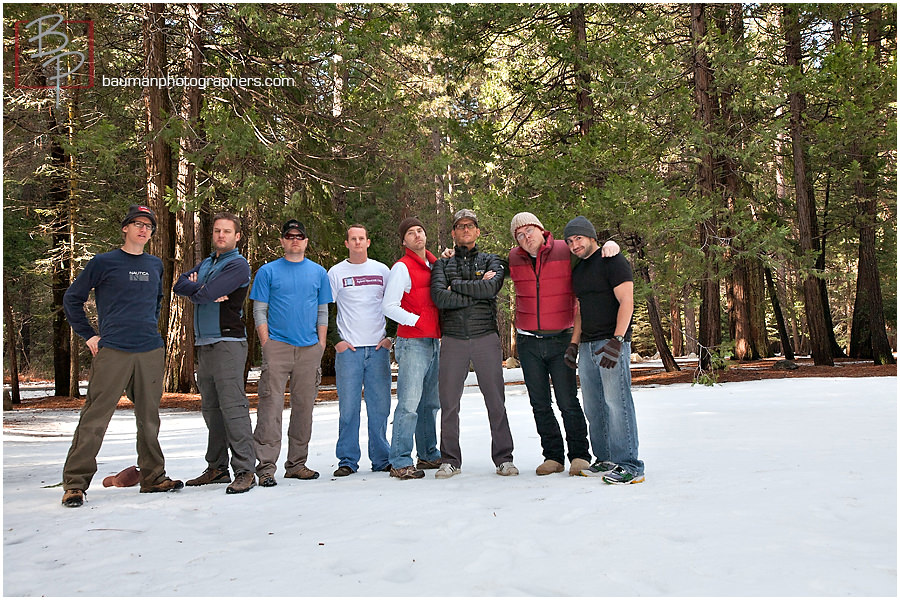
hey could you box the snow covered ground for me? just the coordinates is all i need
[3,376,896,596]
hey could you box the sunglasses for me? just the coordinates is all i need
[283,232,306,240]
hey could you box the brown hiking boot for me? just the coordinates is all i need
[536,459,565,476]
[333,466,354,477]
[225,472,256,494]
[62,489,84,507]
[284,466,320,480]
[415,458,442,470]
[186,468,231,486]
[390,465,425,480]
[140,477,185,493]
[258,474,277,487]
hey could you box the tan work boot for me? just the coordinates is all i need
[62,489,84,507]
[284,466,320,480]
[536,459,565,475]
[140,477,185,493]
[568,458,592,476]
[186,467,230,486]
[226,472,256,494]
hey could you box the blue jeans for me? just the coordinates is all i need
[335,345,391,471]
[389,337,441,469]
[578,339,644,476]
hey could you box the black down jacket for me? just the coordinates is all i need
[431,244,506,340]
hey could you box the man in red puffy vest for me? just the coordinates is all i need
[382,217,443,480]
[508,212,618,476]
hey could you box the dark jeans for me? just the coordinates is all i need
[517,332,590,464]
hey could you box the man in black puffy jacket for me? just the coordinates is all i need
[430,209,518,479]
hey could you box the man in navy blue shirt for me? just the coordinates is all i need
[174,212,256,494]
[61,205,183,507]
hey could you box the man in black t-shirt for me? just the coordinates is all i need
[564,216,645,484]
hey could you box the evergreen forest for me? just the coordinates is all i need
[3,3,896,401]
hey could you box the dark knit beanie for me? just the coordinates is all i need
[398,216,425,241]
[563,216,598,241]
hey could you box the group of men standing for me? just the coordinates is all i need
[59,204,644,508]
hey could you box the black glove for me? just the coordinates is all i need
[564,343,579,369]
[595,337,623,369]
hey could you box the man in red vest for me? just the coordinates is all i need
[382,217,443,479]
[508,212,619,476]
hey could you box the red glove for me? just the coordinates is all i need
[594,338,623,369]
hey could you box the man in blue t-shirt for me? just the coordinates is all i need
[250,219,332,486]
[60,205,183,507]
[565,215,645,485]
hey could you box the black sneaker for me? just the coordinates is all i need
[62,489,84,507]
[258,474,277,487]
[186,468,230,486]
[333,466,354,477]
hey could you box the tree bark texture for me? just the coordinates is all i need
[784,4,833,366]
[691,4,722,370]
[144,2,175,341]
[4,284,21,405]
[848,6,895,364]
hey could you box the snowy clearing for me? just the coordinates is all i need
[3,376,896,596]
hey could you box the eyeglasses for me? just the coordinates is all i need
[130,221,153,230]
[454,223,477,231]
[283,232,306,240]
[515,226,538,241]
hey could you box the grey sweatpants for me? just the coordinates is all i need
[196,340,256,475]
[438,332,514,468]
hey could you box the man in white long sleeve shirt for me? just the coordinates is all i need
[381,217,442,480]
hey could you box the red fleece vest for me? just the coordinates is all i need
[509,233,576,332]
[396,248,441,339]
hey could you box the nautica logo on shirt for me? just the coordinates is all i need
[129,271,150,282]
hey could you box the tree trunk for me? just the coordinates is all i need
[683,284,698,355]
[634,244,679,372]
[165,3,204,392]
[765,266,795,360]
[669,293,684,356]
[571,3,594,136]
[691,3,722,370]
[784,4,833,366]
[818,179,845,357]
[144,2,175,341]
[67,94,81,397]
[848,6,894,365]
[4,283,21,405]
[48,108,72,397]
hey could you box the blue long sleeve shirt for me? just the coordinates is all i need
[63,249,164,353]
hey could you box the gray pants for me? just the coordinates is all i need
[63,346,168,491]
[196,341,255,475]
[253,340,324,476]
[438,333,514,468]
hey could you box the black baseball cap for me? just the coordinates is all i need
[281,219,307,237]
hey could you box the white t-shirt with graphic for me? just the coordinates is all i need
[327,258,391,347]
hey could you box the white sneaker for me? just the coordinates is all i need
[435,463,461,479]
[496,462,519,476]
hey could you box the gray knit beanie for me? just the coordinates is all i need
[563,216,598,240]
[509,212,545,238]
